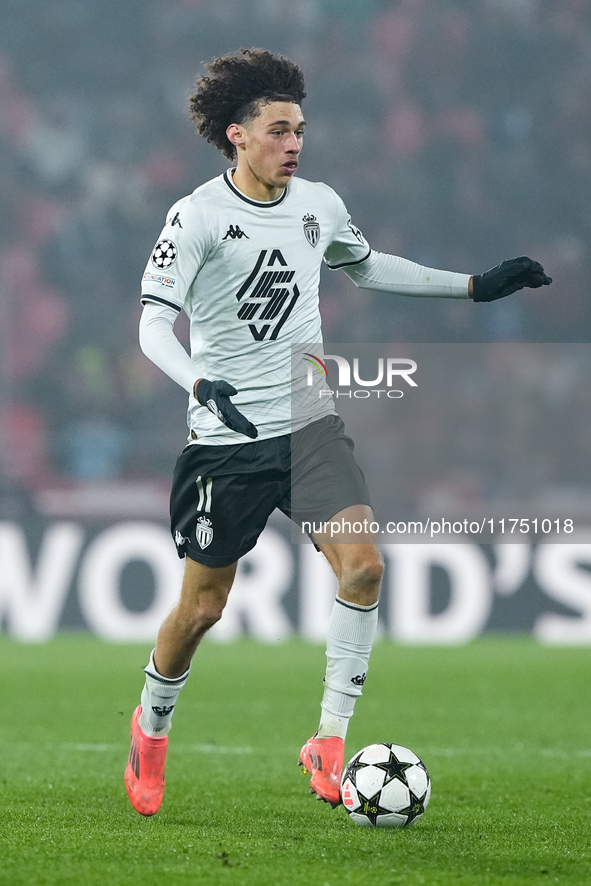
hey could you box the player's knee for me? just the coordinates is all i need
[180,560,234,632]
[342,550,384,596]
[182,599,225,640]
[196,607,224,633]
[179,585,230,636]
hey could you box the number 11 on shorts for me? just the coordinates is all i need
[196,476,213,512]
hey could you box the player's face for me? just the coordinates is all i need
[229,101,305,201]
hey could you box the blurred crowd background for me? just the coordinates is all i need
[1,0,590,510]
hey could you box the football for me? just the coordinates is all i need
[341,743,431,828]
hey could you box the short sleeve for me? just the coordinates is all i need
[323,192,372,270]
[141,196,212,313]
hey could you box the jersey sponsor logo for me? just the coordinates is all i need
[223,224,249,240]
[196,516,213,549]
[151,239,178,269]
[235,249,300,341]
[303,213,320,247]
[169,211,183,228]
[142,271,176,288]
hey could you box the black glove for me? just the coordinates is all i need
[472,256,552,302]
[195,378,258,439]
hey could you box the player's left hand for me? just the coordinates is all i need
[471,257,552,302]
[194,378,258,439]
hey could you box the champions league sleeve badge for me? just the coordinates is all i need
[151,239,178,269]
[302,214,320,248]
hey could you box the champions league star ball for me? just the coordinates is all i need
[341,743,431,828]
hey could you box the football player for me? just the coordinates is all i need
[124,48,551,815]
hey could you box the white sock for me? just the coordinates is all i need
[138,649,190,737]
[317,596,379,741]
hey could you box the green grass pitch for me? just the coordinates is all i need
[1,636,589,885]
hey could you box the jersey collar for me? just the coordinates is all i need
[223,168,289,208]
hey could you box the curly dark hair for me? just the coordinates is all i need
[189,48,306,161]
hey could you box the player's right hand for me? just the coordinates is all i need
[471,257,552,302]
[194,378,258,439]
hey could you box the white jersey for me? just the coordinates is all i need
[141,169,371,444]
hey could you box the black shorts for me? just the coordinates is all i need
[169,414,372,566]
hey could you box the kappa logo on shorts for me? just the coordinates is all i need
[196,516,214,549]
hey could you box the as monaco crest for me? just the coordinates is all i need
[196,516,213,550]
[303,213,320,248]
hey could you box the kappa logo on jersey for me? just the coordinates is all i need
[152,239,178,270]
[196,516,213,549]
[303,213,320,247]
[223,224,249,240]
[235,249,300,341]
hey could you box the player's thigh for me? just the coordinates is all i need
[289,415,373,527]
